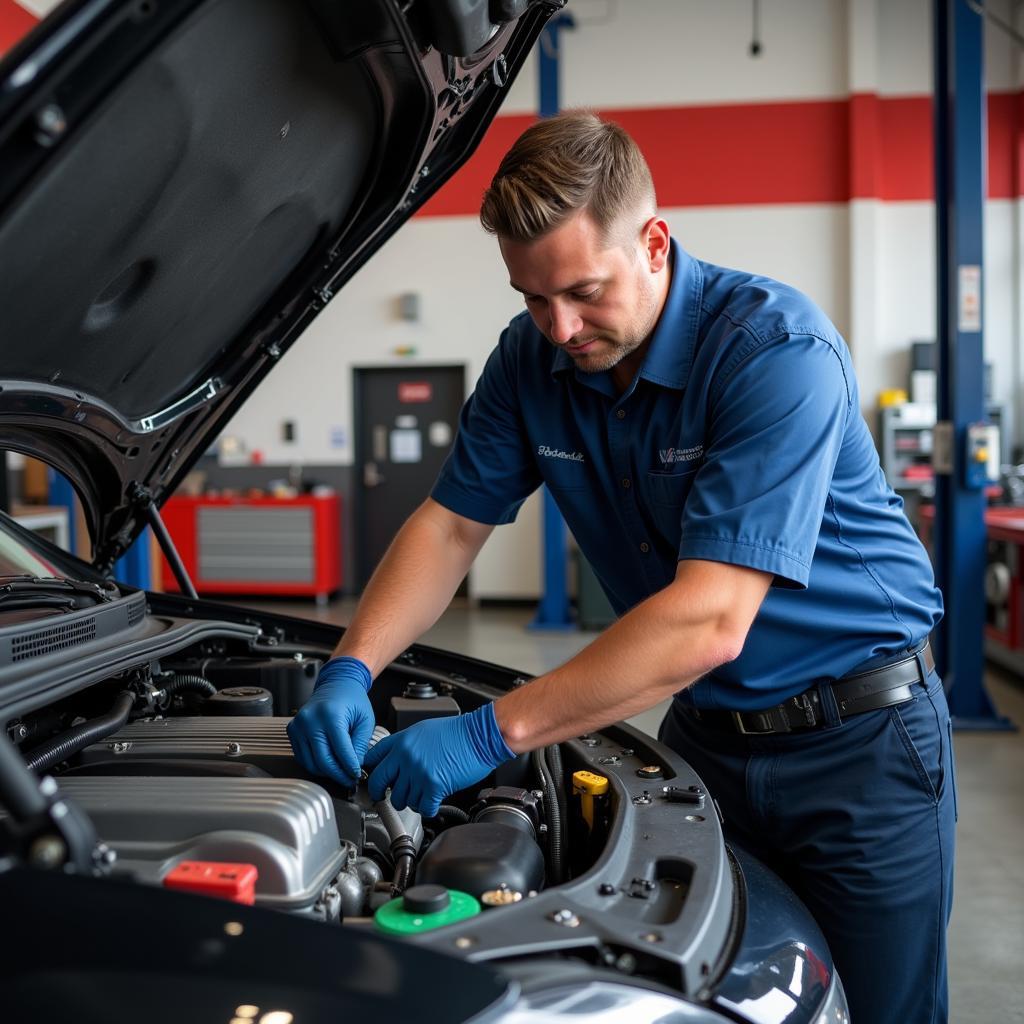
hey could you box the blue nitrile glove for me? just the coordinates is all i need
[287,656,374,788]
[363,703,515,817]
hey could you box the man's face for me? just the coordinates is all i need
[499,209,670,385]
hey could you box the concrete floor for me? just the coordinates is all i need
[243,595,1024,1021]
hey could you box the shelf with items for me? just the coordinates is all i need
[879,403,937,493]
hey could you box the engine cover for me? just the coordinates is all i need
[80,716,299,774]
[70,715,424,913]
[50,775,346,914]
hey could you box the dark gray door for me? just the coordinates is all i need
[354,365,465,589]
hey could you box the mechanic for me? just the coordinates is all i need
[288,111,955,1024]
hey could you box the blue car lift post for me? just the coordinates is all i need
[932,0,1013,730]
[530,12,576,631]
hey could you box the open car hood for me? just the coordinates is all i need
[0,0,557,570]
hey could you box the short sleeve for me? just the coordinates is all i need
[678,331,851,588]
[430,328,543,524]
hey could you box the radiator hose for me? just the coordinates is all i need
[157,674,216,701]
[24,691,136,774]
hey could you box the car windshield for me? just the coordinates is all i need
[0,514,64,581]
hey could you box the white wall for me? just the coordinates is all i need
[669,204,850,337]
[558,0,848,107]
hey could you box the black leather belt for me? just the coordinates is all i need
[685,642,935,735]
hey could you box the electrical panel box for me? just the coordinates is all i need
[965,422,1000,489]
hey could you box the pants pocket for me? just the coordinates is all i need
[945,718,959,823]
[889,699,943,803]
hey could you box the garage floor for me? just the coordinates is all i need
[242,595,1024,1023]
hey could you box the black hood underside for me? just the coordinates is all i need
[0,0,557,569]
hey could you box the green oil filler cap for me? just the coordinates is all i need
[375,885,480,935]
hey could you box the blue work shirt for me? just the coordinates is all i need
[431,240,943,710]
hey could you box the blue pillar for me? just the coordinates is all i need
[530,13,576,631]
[933,0,1012,729]
[114,529,152,592]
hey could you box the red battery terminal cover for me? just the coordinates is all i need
[163,860,258,904]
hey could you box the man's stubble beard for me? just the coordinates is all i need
[570,277,661,375]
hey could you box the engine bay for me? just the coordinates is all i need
[9,641,571,924]
[0,590,739,999]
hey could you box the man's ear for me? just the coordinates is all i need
[641,216,671,272]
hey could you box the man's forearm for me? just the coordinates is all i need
[495,561,771,752]
[335,499,493,677]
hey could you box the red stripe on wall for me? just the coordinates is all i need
[876,95,934,201]
[988,91,1018,200]
[0,1,39,56]
[419,92,1024,217]
[419,100,850,216]
[608,102,851,207]
[848,93,881,199]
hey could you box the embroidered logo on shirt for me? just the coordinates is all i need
[658,444,703,465]
[538,445,585,462]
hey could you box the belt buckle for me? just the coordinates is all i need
[732,710,775,735]
[796,692,818,727]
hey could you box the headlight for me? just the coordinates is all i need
[815,973,851,1024]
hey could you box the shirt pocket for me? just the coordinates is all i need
[645,468,698,541]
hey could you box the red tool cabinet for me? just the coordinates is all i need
[160,494,341,604]
[919,504,1024,672]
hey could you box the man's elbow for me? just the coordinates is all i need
[665,598,756,682]
[687,619,748,678]
[711,620,749,668]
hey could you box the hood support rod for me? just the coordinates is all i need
[130,485,198,599]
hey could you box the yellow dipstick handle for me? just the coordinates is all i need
[572,770,609,830]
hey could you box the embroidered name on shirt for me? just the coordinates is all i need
[538,445,585,462]
[658,445,703,465]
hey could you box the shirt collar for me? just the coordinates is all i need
[637,239,702,390]
[550,239,703,392]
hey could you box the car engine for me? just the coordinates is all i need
[9,645,558,926]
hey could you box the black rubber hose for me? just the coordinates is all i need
[545,743,569,874]
[432,804,470,827]
[25,691,135,774]
[392,848,414,894]
[375,797,417,896]
[159,674,216,699]
[0,730,49,818]
[532,748,564,886]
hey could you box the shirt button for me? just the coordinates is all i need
[621,478,631,489]
[616,409,626,419]
[639,541,650,553]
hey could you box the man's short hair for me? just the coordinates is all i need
[479,110,656,243]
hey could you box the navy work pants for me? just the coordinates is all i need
[660,670,957,1024]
